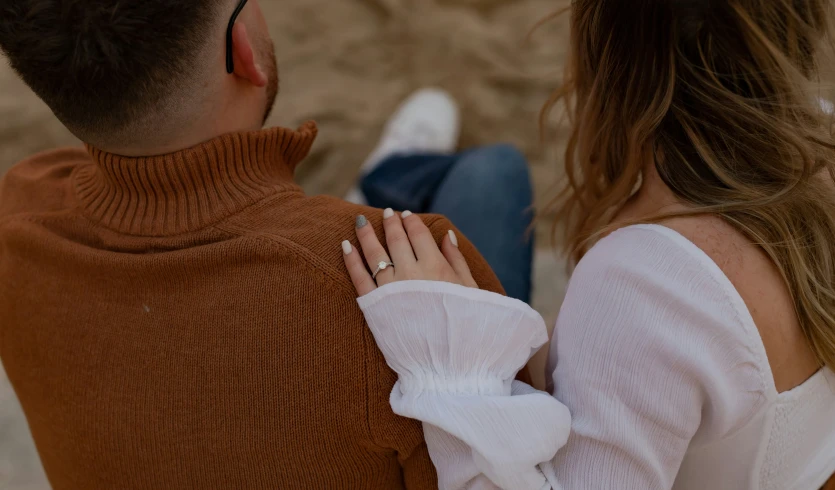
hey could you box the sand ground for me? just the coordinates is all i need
[0,1,570,487]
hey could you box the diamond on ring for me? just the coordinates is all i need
[372,261,395,279]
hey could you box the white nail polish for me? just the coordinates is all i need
[383,208,395,219]
[342,240,352,255]
[401,210,413,218]
[448,230,459,247]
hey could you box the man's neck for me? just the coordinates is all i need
[102,87,268,157]
[106,120,265,158]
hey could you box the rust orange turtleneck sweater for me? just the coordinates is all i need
[0,123,508,489]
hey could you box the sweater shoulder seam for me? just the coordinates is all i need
[213,221,356,293]
[212,221,393,451]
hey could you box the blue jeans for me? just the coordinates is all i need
[360,144,534,303]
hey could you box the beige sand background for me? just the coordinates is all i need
[0,1,570,487]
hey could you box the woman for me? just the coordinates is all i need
[340,1,835,489]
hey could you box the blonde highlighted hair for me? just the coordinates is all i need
[544,0,835,370]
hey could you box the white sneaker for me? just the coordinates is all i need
[345,88,461,204]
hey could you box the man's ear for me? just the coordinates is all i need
[231,23,267,87]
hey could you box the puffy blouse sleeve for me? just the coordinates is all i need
[358,225,770,490]
[358,280,570,490]
[547,225,769,489]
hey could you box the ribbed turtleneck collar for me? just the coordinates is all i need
[74,122,318,236]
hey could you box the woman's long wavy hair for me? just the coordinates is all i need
[544,0,835,371]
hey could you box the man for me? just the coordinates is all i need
[0,1,506,487]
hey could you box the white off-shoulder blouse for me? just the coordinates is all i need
[358,224,835,490]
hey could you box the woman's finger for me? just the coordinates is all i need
[441,230,478,288]
[342,240,377,296]
[382,208,417,268]
[400,211,444,261]
[355,215,395,286]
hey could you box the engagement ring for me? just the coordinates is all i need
[372,261,395,279]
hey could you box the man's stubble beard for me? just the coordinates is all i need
[261,38,279,125]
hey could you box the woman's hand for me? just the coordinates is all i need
[342,208,477,296]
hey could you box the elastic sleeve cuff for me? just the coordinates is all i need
[358,280,549,396]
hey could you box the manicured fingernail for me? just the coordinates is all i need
[448,230,459,247]
[342,240,352,255]
[401,210,413,218]
[356,215,368,229]
[383,208,395,219]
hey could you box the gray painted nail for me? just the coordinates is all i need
[356,215,368,229]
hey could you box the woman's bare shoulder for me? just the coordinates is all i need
[659,215,819,393]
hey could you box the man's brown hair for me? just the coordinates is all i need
[0,0,223,144]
